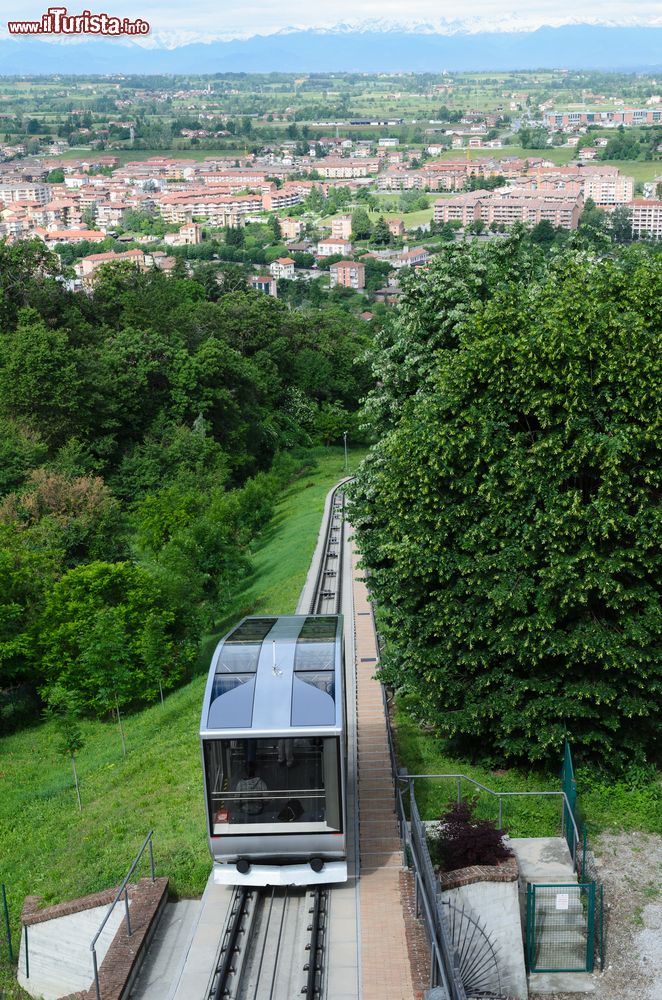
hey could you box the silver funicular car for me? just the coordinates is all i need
[200,614,347,886]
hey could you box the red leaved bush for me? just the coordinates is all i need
[433,801,513,873]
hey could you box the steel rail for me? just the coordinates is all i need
[304,888,326,1000]
[209,886,250,1000]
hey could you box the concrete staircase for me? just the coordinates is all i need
[508,838,596,995]
[18,877,169,1000]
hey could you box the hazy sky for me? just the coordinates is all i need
[1,0,660,44]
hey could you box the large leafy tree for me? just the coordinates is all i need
[362,232,545,433]
[349,246,662,765]
[38,561,192,714]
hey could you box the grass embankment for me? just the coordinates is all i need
[0,447,362,996]
[394,697,662,841]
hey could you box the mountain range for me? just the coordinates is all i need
[0,24,660,74]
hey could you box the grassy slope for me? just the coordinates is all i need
[0,447,361,995]
[394,697,662,840]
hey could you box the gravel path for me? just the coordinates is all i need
[532,831,662,1000]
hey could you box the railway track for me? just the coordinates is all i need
[207,885,328,1000]
[205,484,345,1000]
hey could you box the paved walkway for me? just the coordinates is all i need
[352,544,416,1000]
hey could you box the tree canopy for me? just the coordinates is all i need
[349,242,662,767]
[0,241,372,731]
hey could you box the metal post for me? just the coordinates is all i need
[586,882,596,973]
[599,883,605,971]
[124,887,132,937]
[92,946,101,1000]
[2,883,13,962]
[24,923,29,979]
[456,778,461,803]
[498,796,503,830]
[343,431,348,471]
[149,837,155,882]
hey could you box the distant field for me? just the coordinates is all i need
[368,207,433,227]
[57,147,245,163]
[601,160,662,184]
[429,145,575,165]
[0,447,363,999]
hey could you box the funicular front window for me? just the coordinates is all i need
[204,736,341,835]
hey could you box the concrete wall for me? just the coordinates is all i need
[18,903,126,1000]
[442,879,528,1000]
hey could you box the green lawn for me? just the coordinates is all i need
[601,160,662,184]
[368,208,433,228]
[0,447,361,998]
[428,145,575,166]
[57,147,241,164]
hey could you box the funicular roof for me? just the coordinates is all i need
[201,615,342,735]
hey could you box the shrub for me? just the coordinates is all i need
[432,801,513,872]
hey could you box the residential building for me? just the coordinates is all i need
[74,247,145,284]
[544,108,662,128]
[270,257,295,279]
[317,237,353,257]
[331,215,353,240]
[393,247,430,269]
[628,199,662,239]
[329,260,366,290]
[280,217,303,240]
[386,218,406,237]
[250,274,278,297]
[0,183,50,205]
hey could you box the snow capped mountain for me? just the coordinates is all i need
[0,22,660,73]
[269,13,662,39]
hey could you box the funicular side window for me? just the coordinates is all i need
[204,736,342,835]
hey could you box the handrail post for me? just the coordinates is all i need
[92,945,101,1000]
[24,923,29,979]
[124,887,132,937]
[456,777,461,803]
[149,836,155,882]
[498,796,503,831]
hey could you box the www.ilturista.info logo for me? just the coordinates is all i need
[8,6,150,34]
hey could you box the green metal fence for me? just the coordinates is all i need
[558,741,605,973]
[526,882,596,974]
[561,740,577,862]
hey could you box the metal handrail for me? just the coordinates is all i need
[90,831,155,1000]
[399,773,581,869]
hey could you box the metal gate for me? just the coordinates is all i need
[526,883,596,973]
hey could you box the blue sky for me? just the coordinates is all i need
[1,0,660,44]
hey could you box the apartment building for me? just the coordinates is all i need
[315,158,380,178]
[435,188,583,229]
[628,199,662,239]
[158,190,261,225]
[329,260,366,289]
[0,183,50,205]
[544,108,662,128]
[331,216,353,239]
[583,173,634,206]
[434,191,483,226]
